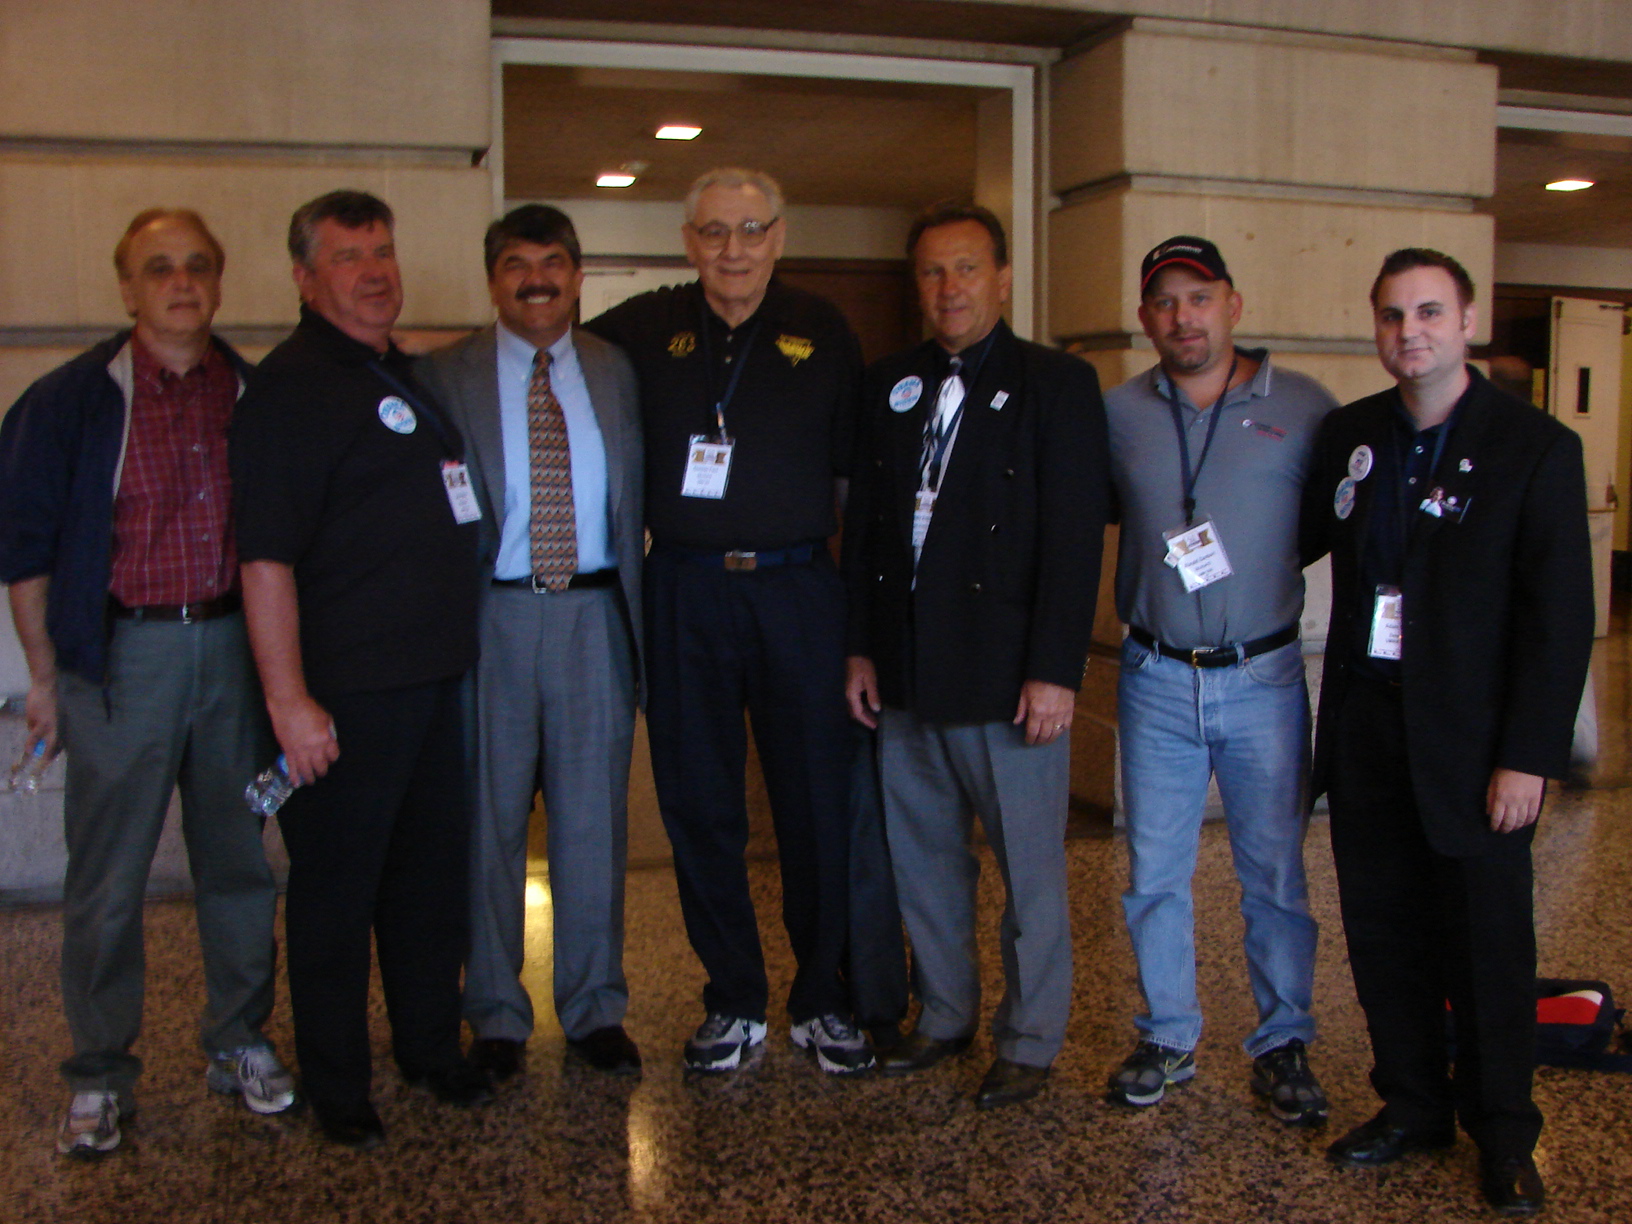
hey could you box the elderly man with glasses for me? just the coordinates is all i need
[586,168,871,1076]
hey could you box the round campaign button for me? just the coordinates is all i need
[378,396,417,434]
[1334,476,1357,520]
[889,375,923,413]
[1347,444,1373,481]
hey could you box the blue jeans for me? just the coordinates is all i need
[1117,634,1318,1057]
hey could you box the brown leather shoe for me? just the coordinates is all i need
[468,1037,524,1081]
[1480,1155,1545,1216]
[566,1025,643,1076]
[876,1029,973,1076]
[975,1058,1050,1109]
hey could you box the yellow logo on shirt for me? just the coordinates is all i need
[776,334,814,366]
[668,331,696,358]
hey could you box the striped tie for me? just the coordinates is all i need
[920,356,965,489]
[528,350,577,591]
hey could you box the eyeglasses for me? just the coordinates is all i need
[688,217,780,250]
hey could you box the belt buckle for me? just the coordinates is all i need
[178,603,195,625]
[1190,646,1228,668]
[531,574,547,593]
[724,550,757,572]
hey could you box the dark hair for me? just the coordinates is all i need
[114,209,224,278]
[288,190,394,265]
[907,200,1008,267]
[1370,247,1475,310]
[483,204,582,276]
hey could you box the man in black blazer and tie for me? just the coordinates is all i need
[419,206,644,1080]
[844,201,1109,1109]
[1302,249,1593,1215]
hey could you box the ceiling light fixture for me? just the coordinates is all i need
[1545,178,1595,191]
[597,173,637,188]
[656,125,701,141]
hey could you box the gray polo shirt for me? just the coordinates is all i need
[1106,348,1337,649]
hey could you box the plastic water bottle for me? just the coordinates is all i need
[4,739,50,794]
[245,755,298,816]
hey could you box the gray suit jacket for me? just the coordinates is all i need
[419,324,645,702]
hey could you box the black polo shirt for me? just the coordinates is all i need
[232,306,480,698]
[586,278,861,551]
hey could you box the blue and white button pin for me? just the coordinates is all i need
[378,396,417,434]
[889,375,923,413]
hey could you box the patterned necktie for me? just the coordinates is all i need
[528,349,577,591]
[920,355,965,489]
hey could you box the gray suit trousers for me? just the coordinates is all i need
[56,612,277,1095]
[464,584,635,1042]
[878,709,1072,1067]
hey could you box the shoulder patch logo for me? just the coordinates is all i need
[668,331,696,358]
[776,334,814,366]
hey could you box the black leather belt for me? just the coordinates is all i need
[493,569,619,592]
[670,542,817,572]
[1127,622,1299,669]
[110,591,241,623]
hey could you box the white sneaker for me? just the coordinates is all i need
[683,1014,768,1072]
[207,1045,297,1114]
[791,1014,875,1075]
[56,1090,124,1158]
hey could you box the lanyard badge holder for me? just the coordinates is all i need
[682,317,759,500]
[1162,360,1236,593]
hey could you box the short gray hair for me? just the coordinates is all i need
[288,190,394,266]
[683,167,785,223]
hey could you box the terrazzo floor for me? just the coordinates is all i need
[4,637,1632,1223]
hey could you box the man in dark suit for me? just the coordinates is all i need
[844,201,1109,1109]
[419,205,643,1079]
[1302,248,1593,1215]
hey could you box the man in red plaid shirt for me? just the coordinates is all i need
[0,209,293,1158]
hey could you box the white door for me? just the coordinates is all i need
[1550,296,1625,637]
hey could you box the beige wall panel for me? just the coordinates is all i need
[1054,30,1494,199]
[1050,190,1493,344]
[1270,352,1394,406]
[0,161,493,329]
[0,350,86,419]
[0,1,490,148]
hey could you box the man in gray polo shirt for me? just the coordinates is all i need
[1104,236,1338,1126]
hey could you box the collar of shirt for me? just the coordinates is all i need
[1150,346,1271,418]
[297,303,405,367]
[129,329,228,389]
[496,319,580,389]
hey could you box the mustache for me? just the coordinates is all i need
[514,283,561,303]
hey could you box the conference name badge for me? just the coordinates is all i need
[1163,520,1233,593]
[441,460,481,524]
[681,434,734,499]
[889,376,922,413]
[378,396,416,434]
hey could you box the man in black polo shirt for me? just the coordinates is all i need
[232,190,490,1149]
[586,167,870,1075]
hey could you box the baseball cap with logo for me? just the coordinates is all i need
[1139,236,1232,295]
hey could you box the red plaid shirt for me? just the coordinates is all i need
[108,336,239,606]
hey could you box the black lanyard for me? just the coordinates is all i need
[697,305,761,440]
[1164,354,1237,526]
[368,357,459,458]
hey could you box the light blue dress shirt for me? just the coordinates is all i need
[493,322,616,579]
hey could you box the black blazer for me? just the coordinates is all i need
[1300,367,1594,856]
[843,322,1109,725]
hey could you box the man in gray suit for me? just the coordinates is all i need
[419,205,643,1077]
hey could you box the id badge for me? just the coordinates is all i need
[441,461,481,524]
[1163,519,1233,594]
[912,489,937,550]
[1368,585,1403,660]
[681,434,734,499]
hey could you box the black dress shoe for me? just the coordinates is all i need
[876,1029,973,1076]
[867,1023,905,1052]
[975,1058,1050,1110]
[566,1025,643,1076]
[1326,1110,1457,1167]
[469,1037,524,1081]
[313,1099,385,1151]
[403,1060,494,1107]
[1481,1155,1545,1216]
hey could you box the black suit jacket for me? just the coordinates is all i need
[1300,366,1594,856]
[843,322,1109,725]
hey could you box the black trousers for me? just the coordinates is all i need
[278,677,470,1109]
[1328,675,1541,1160]
[644,545,852,1023]
[847,722,910,1030]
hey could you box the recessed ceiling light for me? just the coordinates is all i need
[656,125,701,141]
[1546,179,1595,191]
[597,173,637,188]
